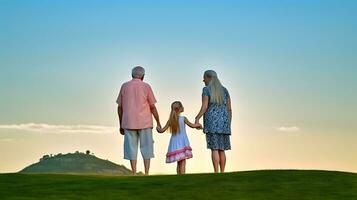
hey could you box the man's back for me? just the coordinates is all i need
[117,79,156,129]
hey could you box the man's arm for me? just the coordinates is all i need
[147,85,161,129]
[117,106,124,135]
[116,85,124,135]
[150,104,161,129]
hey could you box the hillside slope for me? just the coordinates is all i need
[1,170,356,200]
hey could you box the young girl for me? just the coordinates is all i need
[157,101,202,175]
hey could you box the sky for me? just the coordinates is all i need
[0,0,356,174]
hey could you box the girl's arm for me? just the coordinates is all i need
[195,96,209,124]
[184,117,202,129]
[157,120,170,133]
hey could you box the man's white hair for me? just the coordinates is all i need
[132,66,145,79]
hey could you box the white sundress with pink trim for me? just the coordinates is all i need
[166,116,193,163]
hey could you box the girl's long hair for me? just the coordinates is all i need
[204,70,225,105]
[168,101,183,134]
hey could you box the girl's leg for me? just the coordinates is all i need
[176,160,186,175]
[176,162,180,175]
[211,150,220,173]
[180,159,186,174]
[218,150,226,173]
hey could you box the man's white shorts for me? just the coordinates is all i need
[124,128,154,160]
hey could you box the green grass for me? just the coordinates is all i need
[1,170,357,200]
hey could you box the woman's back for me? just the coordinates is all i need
[203,86,230,106]
[202,86,231,135]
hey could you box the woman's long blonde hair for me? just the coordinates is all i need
[204,70,225,105]
[168,101,183,134]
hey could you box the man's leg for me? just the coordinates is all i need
[144,159,150,176]
[124,129,139,175]
[139,128,154,176]
[130,160,137,175]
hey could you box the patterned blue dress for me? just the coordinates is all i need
[202,86,231,150]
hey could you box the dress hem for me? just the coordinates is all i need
[166,147,193,163]
[166,146,192,156]
[204,132,231,135]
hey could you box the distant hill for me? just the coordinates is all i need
[20,151,133,175]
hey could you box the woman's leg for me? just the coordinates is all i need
[218,150,226,173]
[211,150,220,173]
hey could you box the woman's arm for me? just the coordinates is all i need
[184,117,202,129]
[156,120,170,133]
[227,97,232,123]
[195,95,209,124]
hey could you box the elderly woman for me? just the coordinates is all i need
[195,70,232,173]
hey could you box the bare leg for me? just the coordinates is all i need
[144,159,150,176]
[218,150,226,173]
[211,150,220,173]
[130,160,137,175]
[181,159,186,174]
[176,160,186,175]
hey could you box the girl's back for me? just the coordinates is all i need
[166,116,192,163]
[168,116,190,148]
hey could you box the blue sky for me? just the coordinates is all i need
[0,0,356,173]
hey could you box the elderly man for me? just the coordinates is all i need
[116,66,161,175]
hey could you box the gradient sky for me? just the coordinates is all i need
[0,0,356,174]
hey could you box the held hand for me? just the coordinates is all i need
[120,128,125,135]
[156,126,162,133]
[156,122,162,133]
[194,118,200,125]
[195,123,203,130]
[157,122,162,129]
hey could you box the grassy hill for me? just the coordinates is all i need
[1,170,356,200]
[20,152,133,175]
